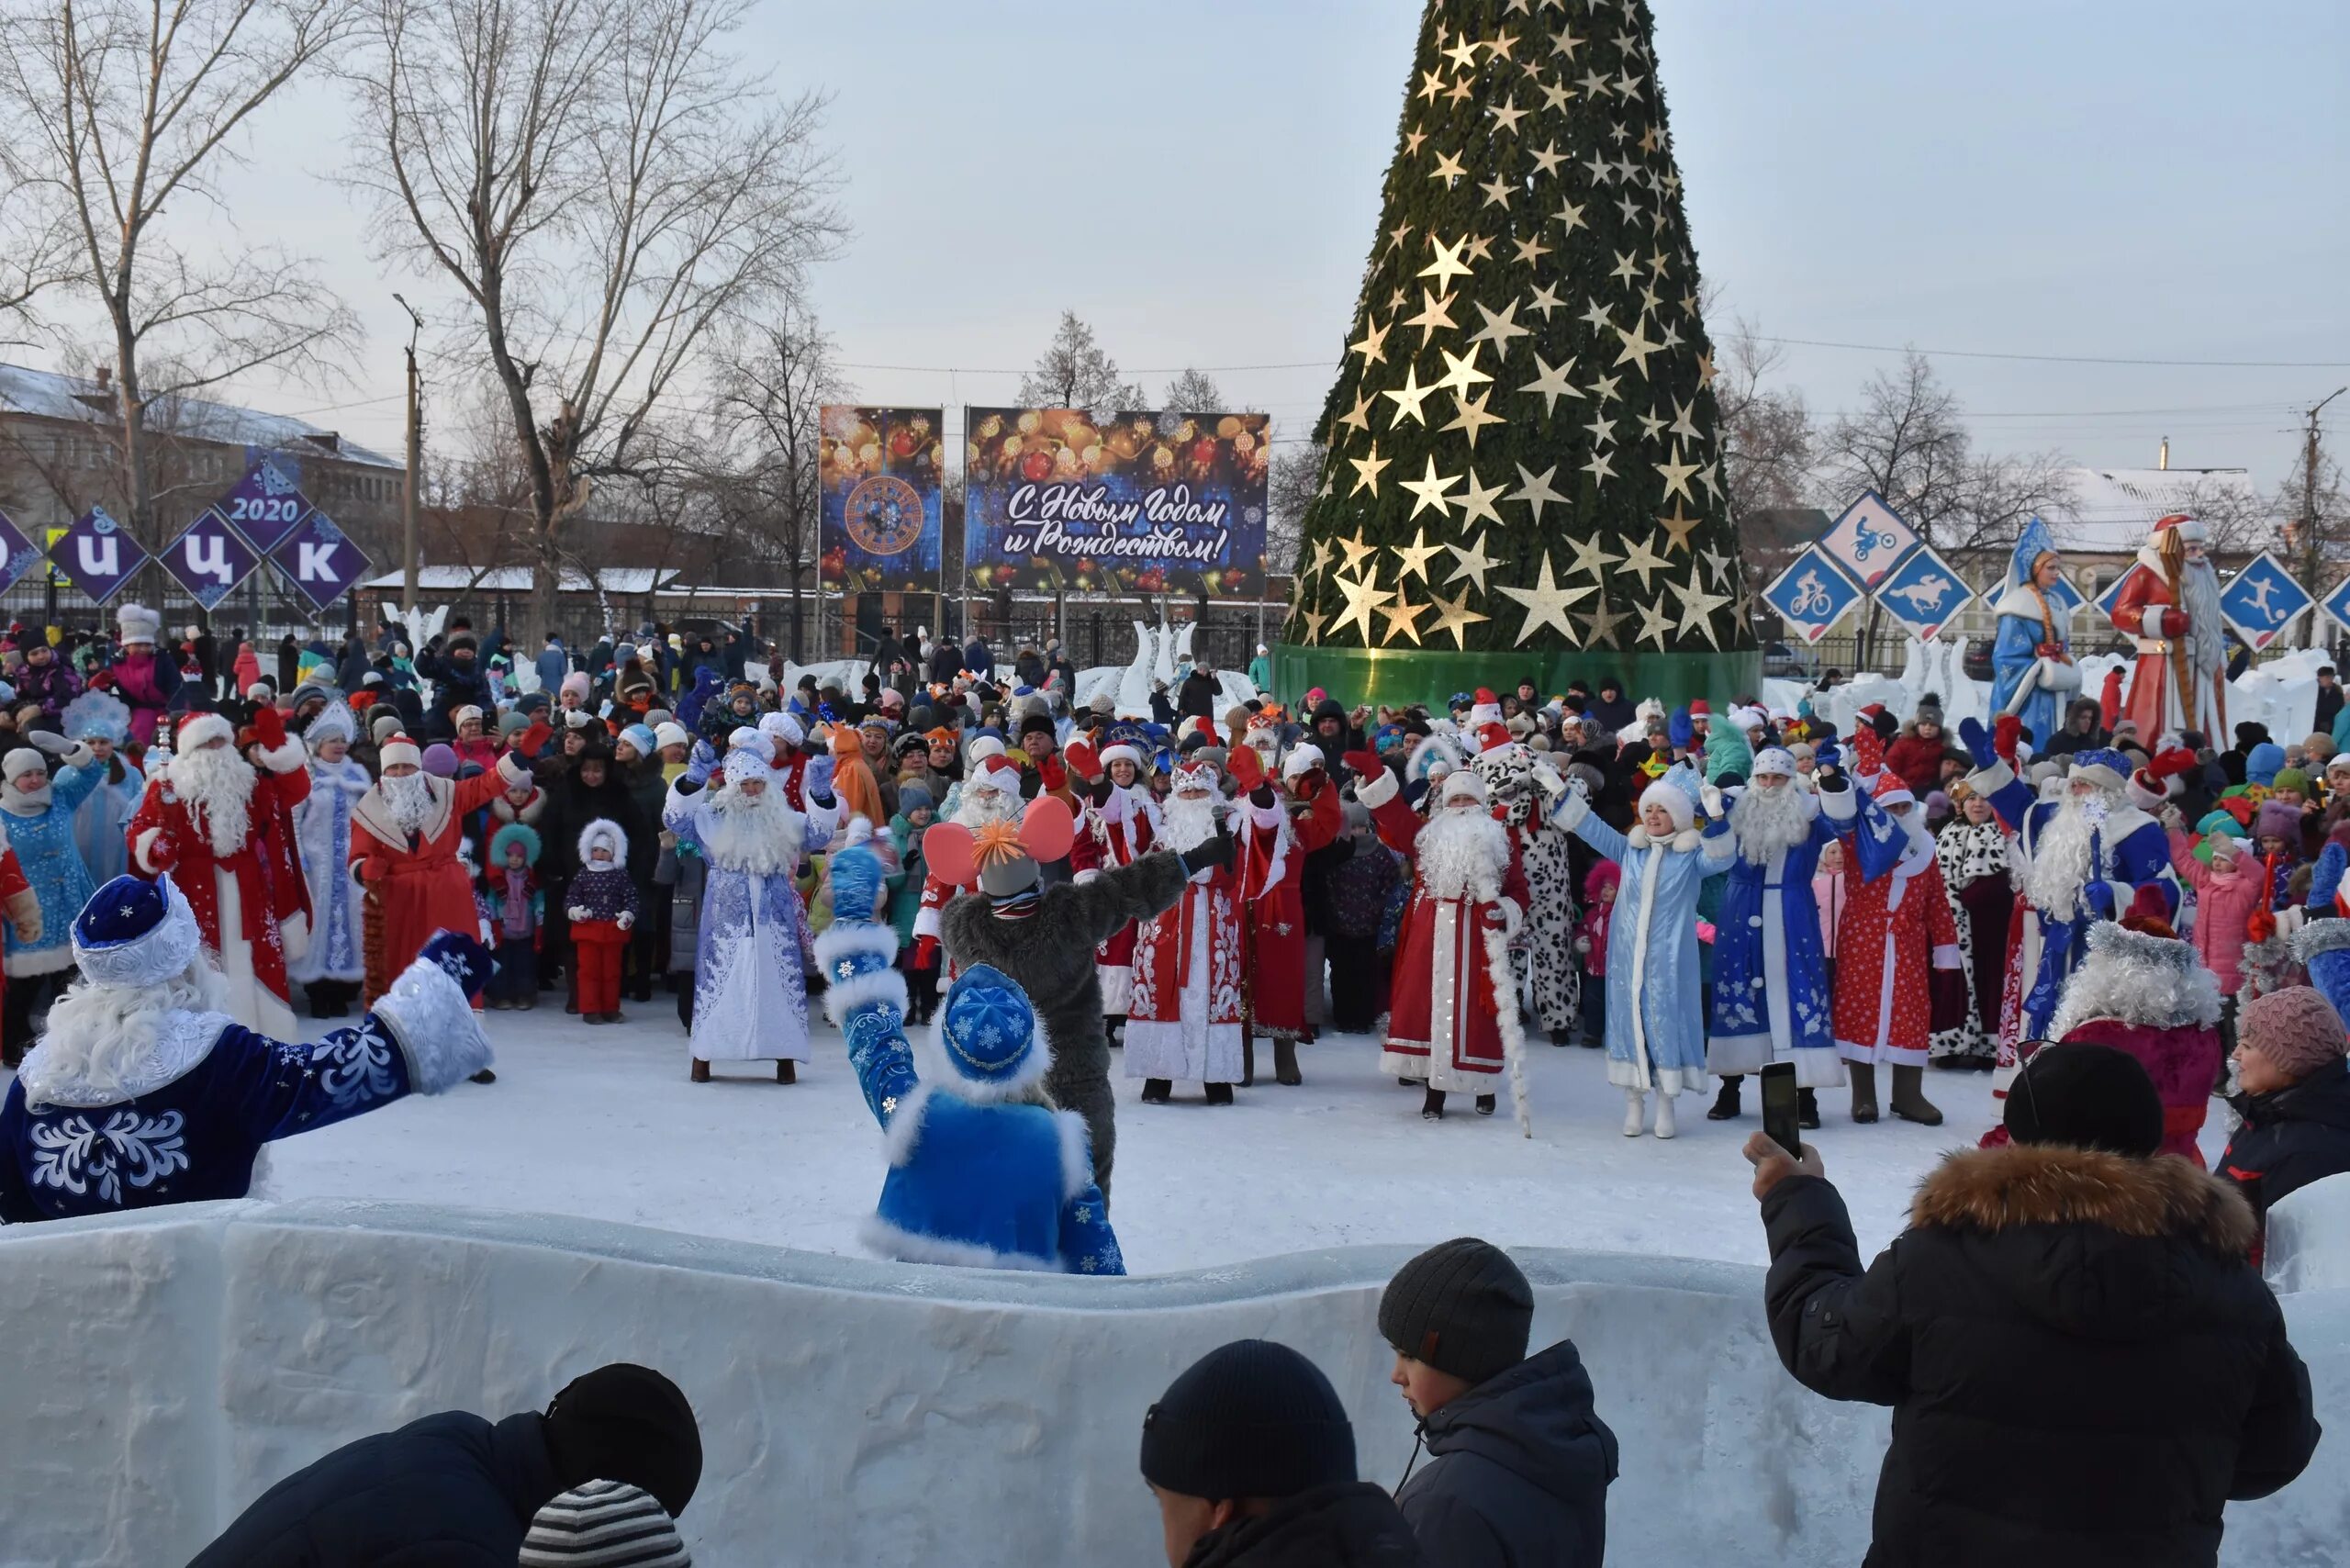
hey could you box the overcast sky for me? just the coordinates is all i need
[39,0,2349,495]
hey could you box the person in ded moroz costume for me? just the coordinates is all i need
[2108,512,2229,743]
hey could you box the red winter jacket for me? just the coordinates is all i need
[1883,728,1950,799]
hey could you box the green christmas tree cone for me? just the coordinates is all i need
[1277,0,1759,711]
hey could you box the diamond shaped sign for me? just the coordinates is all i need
[162,509,263,610]
[1818,489,1919,588]
[1763,543,1864,644]
[1873,543,1975,641]
[268,509,371,614]
[2219,550,2313,652]
[0,507,45,595]
[2321,572,2350,635]
[215,456,315,553]
[2040,570,2087,616]
[50,506,151,606]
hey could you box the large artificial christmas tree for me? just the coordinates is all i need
[1279,0,1758,706]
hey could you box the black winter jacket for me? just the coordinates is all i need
[1394,1341,1616,1568]
[1762,1143,2320,1568]
[1184,1482,1425,1568]
[2222,1055,2350,1227]
[188,1410,561,1567]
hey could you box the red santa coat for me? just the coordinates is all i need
[129,754,313,1039]
[1125,799,1282,1084]
[1248,773,1340,1039]
[2108,554,2228,741]
[1832,834,1963,1067]
[1079,785,1158,1014]
[1361,774,1529,1092]
[349,756,528,1003]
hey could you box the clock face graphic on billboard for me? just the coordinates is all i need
[843,475,924,557]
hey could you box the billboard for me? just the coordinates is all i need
[819,407,945,595]
[963,408,1269,596]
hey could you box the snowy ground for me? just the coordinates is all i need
[126,993,2209,1275]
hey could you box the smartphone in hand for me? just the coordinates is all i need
[1760,1061,1803,1159]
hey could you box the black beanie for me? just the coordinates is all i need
[1020,711,1057,741]
[1140,1340,1355,1500]
[542,1364,703,1518]
[2003,1043,2165,1159]
[1377,1238,1533,1385]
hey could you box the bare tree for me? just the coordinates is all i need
[0,0,359,546]
[350,0,845,642]
[1710,315,1814,524]
[706,308,844,663]
[1266,438,1323,580]
[1162,367,1225,413]
[1018,311,1144,410]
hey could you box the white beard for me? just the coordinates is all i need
[379,772,436,834]
[2024,794,2103,922]
[1730,783,1817,865]
[1416,805,1509,902]
[2180,557,2226,677]
[953,786,1019,831]
[33,959,231,1103]
[700,786,803,875]
[1160,791,1221,855]
[169,745,257,858]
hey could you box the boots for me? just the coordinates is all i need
[1652,1092,1677,1139]
[1204,1081,1235,1106]
[1549,1026,1573,1047]
[1141,1079,1173,1104]
[1890,1065,1943,1126]
[690,1058,711,1083]
[776,1059,797,1085]
[1622,1090,1645,1137]
[1274,1037,1302,1086]
[1707,1076,1742,1121]
[1241,1037,1256,1088]
[468,1068,497,1085]
[1798,1087,1821,1130]
[1849,1062,1879,1124]
[1474,1093,1496,1116]
[1422,1087,1446,1121]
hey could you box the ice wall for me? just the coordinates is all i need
[2,1201,2342,1567]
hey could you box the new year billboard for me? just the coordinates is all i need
[963,408,1270,597]
[819,407,945,595]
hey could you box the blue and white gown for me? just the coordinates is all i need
[663,778,839,1065]
[288,756,373,987]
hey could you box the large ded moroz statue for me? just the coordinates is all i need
[2108,513,2228,743]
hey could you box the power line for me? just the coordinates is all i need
[1752,335,2350,370]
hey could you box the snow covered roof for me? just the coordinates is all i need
[2044,466,2271,553]
[360,566,676,593]
[0,363,400,471]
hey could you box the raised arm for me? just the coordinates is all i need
[813,920,921,1130]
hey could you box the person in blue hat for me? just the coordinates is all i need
[811,842,1124,1273]
[0,875,493,1222]
[1987,518,2081,747]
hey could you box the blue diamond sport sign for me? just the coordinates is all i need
[1763,543,1864,644]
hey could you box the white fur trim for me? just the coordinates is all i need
[256,735,306,775]
[811,923,907,1025]
[2294,920,2350,961]
[278,911,308,963]
[1481,922,1533,1137]
[820,964,910,1026]
[1548,787,1591,832]
[1072,868,1102,886]
[1354,767,1400,810]
[1965,759,2017,799]
[1054,1109,1095,1203]
[371,956,494,1093]
[857,1212,1060,1272]
[17,1008,228,1111]
[497,751,533,789]
[1281,744,1326,778]
[2047,920,2222,1037]
[918,1001,1049,1104]
[175,713,233,753]
[1495,896,1523,938]
[575,818,629,868]
[878,1081,936,1167]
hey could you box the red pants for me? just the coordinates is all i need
[573,922,627,1014]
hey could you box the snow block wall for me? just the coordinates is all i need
[3,1200,2343,1567]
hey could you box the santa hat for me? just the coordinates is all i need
[2127,746,2200,810]
[1751,747,1797,779]
[72,873,202,989]
[378,734,423,772]
[1281,743,1326,780]
[116,603,161,645]
[2152,512,2207,544]
[1464,687,1503,728]
[1100,742,1144,772]
[966,756,1021,794]
[174,711,234,753]
[2119,881,2178,941]
[1474,721,1512,757]
[1871,771,1915,810]
[2068,748,2132,797]
[1439,768,1489,805]
[1687,699,1713,719]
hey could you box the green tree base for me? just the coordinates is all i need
[1271,643,1761,711]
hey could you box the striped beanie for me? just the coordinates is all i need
[517,1481,690,1566]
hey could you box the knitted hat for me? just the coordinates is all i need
[3,746,45,786]
[371,712,405,746]
[562,671,593,703]
[500,711,533,739]
[1377,1238,1534,1385]
[517,1480,689,1567]
[421,743,458,778]
[621,723,658,758]
[898,781,934,815]
[2236,982,2350,1081]
[2246,742,2286,787]
[653,722,689,753]
[2275,767,2313,798]
[1140,1340,1356,1501]
[452,704,484,729]
[2255,800,2302,842]
[542,1364,702,1518]
[2002,1043,2165,1159]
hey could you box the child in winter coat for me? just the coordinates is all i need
[566,820,639,1024]
[1813,838,1848,987]
[2167,812,2263,1047]
[483,823,544,1010]
[2255,799,2305,911]
[1572,861,1618,1048]
[1323,802,1402,1036]
[2223,929,2350,1249]
[889,783,936,1023]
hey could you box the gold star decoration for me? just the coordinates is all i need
[1550,26,1584,60]
[1444,74,1475,106]
[1347,443,1391,498]
[1701,544,1733,587]
[1419,233,1474,289]
[1379,586,1430,645]
[1697,458,1724,504]
[1654,443,1700,504]
[1610,249,1639,285]
[1675,565,1730,648]
[1337,529,1378,575]
[1435,345,1493,398]
[1387,219,1414,253]
[1381,364,1437,427]
[1539,78,1575,113]
[1668,396,1702,442]
[1399,456,1463,520]
[1446,532,1500,592]
[1306,535,1336,579]
[1348,315,1392,367]
[1495,552,1595,646]
[1337,389,1374,437]
[1393,527,1446,583]
[1562,531,1618,579]
[1617,532,1671,590]
[1329,571,1393,644]
[1442,387,1506,449]
[1426,584,1491,649]
[1404,287,1459,345]
[1509,233,1551,266]
[1526,281,1566,319]
[1695,349,1717,389]
[1486,29,1517,61]
[1590,370,1623,403]
[1488,98,1528,135]
[1456,468,1508,528]
[1579,297,1614,332]
[1528,141,1565,177]
[1633,592,1676,649]
[1477,174,1516,209]
[1403,128,1427,157]
[1469,298,1530,352]
[1581,446,1617,484]
[1655,504,1703,554]
[1555,197,1587,235]
[1430,150,1467,184]
[1442,37,1482,72]
[1416,69,1445,105]
[1463,232,1495,263]
[1295,604,1328,644]
[1612,315,1665,376]
[1506,462,1568,523]
[1635,408,1666,442]
[1577,593,1630,648]
[1582,409,1618,448]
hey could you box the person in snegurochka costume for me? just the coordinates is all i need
[1827,770,1965,1126]
[1550,764,1729,1137]
[1123,753,1285,1106]
[1986,517,2081,749]
[1469,724,1583,1048]
[1351,746,1537,1128]
[1955,722,2183,1103]
[1698,745,1854,1130]
[60,688,141,887]
[1068,731,1158,1046]
[909,746,1020,970]
[2108,512,2230,744]
[565,818,639,1025]
[0,875,492,1223]
[127,706,313,1041]
[482,822,545,1010]
[0,729,107,1058]
[663,734,840,1083]
[286,699,371,1020]
[810,842,1123,1274]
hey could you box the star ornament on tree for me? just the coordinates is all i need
[1496,553,1595,646]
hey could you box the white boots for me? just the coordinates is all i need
[1622,1089,1677,1138]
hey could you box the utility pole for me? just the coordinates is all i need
[2303,387,2346,646]
[395,294,425,621]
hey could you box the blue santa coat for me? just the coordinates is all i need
[1701,805,1843,1083]
[816,923,1124,1274]
[4,757,106,977]
[0,957,485,1223]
